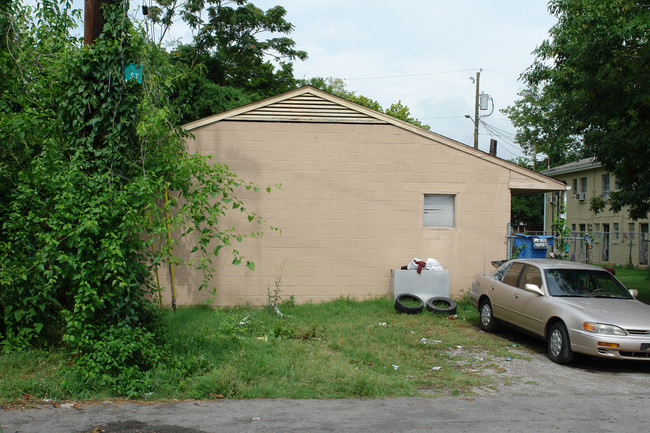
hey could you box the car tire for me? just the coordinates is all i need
[547,322,574,364]
[425,297,457,315]
[479,299,499,332]
[394,294,424,314]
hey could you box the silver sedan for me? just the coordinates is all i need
[470,259,650,364]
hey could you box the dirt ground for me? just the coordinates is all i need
[465,329,650,396]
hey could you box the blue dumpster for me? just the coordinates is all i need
[513,234,554,259]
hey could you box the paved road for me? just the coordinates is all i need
[2,394,649,433]
[4,337,650,433]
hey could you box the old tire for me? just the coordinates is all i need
[425,297,457,315]
[547,322,574,364]
[479,299,499,332]
[394,294,424,314]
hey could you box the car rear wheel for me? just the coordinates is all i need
[547,322,574,364]
[479,299,499,332]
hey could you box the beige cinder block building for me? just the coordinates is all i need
[160,86,564,306]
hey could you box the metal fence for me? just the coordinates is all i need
[507,230,650,267]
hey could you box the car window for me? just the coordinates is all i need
[493,262,513,281]
[518,265,542,289]
[544,269,633,298]
[502,262,525,287]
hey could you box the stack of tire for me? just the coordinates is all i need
[394,294,456,315]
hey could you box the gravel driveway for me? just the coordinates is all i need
[467,328,650,396]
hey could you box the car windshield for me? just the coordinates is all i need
[544,268,633,299]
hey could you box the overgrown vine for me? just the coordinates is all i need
[0,0,274,395]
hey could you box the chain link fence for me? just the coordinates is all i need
[507,230,649,267]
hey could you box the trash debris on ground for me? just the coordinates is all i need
[431,366,442,371]
[273,306,285,317]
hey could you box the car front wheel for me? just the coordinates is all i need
[479,299,499,332]
[547,322,574,364]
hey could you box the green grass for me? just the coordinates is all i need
[0,295,523,404]
[2,268,648,405]
[607,265,650,302]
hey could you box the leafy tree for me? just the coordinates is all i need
[517,0,650,220]
[167,45,254,124]
[508,158,545,229]
[511,194,545,230]
[385,101,431,130]
[502,84,581,169]
[150,0,307,104]
[0,0,273,393]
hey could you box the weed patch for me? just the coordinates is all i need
[0,295,531,403]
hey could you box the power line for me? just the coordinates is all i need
[420,115,467,120]
[480,121,524,159]
[343,68,519,81]
[342,68,478,81]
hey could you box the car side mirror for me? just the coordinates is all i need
[629,289,638,298]
[524,283,544,296]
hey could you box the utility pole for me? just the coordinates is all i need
[84,0,112,45]
[473,70,480,149]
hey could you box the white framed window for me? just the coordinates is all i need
[424,194,455,228]
[613,223,619,241]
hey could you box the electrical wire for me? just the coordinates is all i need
[342,68,479,81]
[480,120,525,159]
[342,68,519,81]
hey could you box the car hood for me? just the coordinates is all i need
[556,298,650,330]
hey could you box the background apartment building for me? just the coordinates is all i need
[542,158,649,267]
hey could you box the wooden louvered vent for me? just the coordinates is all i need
[230,92,387,124]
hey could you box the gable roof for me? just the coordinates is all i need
[183,86,564,195]
[541,157,600,177]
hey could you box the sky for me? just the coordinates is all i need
[185,0,558,159]
[68,0,558,159]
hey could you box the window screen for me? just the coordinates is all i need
[424,194,455,227]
